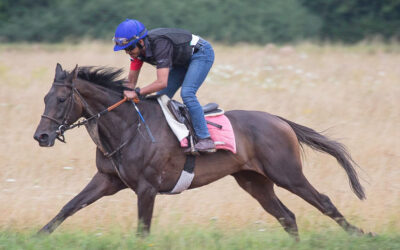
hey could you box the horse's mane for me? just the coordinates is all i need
[73,66,126,94]
[66,66,157,102]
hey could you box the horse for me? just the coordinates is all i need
[33,63,367,240]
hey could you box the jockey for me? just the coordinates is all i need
[113,19,216,153]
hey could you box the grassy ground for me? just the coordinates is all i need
[1,227,400,250]
[0,41,399,248]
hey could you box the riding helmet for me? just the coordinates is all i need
[113,19,148,51]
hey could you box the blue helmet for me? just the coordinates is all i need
[113,19,148,51]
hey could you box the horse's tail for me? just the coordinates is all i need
[278,116,366,200]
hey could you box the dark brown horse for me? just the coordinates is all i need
[34,64,366,240]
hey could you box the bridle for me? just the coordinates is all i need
[41,81,127,143]
[41,82,83,143]
[39,77,157,192]
[40,80,154,157]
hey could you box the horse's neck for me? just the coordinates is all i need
[75,80,114,114]
[75,80,137,148]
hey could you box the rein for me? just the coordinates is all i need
[61,96,129,136]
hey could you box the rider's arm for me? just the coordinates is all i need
[126,69,140,89]
[124,58,143,99]
[140,67,169,95]
[132,38,171,96]
[126,57,143,89]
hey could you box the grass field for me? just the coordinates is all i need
[1,228,400,250]
[0,42,399,248]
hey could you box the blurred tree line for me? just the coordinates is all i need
[0,0,399,44]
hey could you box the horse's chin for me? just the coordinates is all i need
[38,139,55,147]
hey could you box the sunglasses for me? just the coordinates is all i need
[124,44,137,52]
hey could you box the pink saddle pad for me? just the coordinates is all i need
[180,115,236,154]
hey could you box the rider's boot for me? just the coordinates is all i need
[194,137,216,153]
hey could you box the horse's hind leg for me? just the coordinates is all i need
[265,159,363,235]
[287,175,363,234]
[38,171,126,234]
[232,171,299,241]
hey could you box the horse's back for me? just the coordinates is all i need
[225,110,296,139]
[225,110,301,167]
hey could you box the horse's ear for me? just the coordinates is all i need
[67,64,79,83]
[72,64,79,79]
[55,63,63,78]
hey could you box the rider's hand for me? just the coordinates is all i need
[124,90,138,100]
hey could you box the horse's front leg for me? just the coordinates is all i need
[38,172,126,234]
[136,178,157,236]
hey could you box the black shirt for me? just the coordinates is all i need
[136,27,195,69]
[138,37,174,69]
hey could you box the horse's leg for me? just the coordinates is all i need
[38,171,126,234]
[264,159,363,235]
[287,175,363,234]
[135,178,157,236]
[232,171,299,241]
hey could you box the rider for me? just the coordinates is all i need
[113,19,216,153]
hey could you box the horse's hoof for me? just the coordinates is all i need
[367,232,378,237]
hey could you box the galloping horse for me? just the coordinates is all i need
[34,64,366,240]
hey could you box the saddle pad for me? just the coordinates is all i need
[157,95,236,154]
[207,115,236,153]
[157,95,189,142]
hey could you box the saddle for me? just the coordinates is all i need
[167,100,224,152]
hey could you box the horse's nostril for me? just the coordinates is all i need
[40,134,49,141]
[34,133,49,142]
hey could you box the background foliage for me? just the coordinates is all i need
[0,0,399,43]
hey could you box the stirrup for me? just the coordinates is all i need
[197,148,216,154]
[184,147,200,156]
[183,135,200,156]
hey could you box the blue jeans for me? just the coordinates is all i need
[158,39,215,139]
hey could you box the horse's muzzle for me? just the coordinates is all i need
[33,131,56,147]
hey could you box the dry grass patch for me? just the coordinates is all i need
[0,42,399,233]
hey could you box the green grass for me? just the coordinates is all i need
[0,227,399,250]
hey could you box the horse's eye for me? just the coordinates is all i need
[58,97,67,103]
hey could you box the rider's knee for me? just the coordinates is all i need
[180,88,196,103]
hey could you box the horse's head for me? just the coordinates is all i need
[34,63,83,146]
